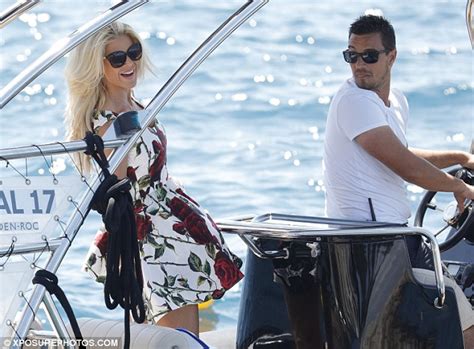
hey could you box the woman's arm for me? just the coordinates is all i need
[96,121,128,178]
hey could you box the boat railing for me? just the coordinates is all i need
[0,0,40,29]
[217,213,446,308]
[467,0,474,48]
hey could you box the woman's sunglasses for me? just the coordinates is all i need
[342,49,389,64]
[104,42,142,68]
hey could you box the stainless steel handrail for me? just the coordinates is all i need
[0,238,61,256]
[0,0,39,29]
[0,138,127,160]
[0,139,126,161]
[0,0,146,109]
[8,1,268,345]
[467,0,474,48]
[217,214,446,308]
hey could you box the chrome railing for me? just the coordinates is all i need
[217,213,446,308]
[0,139,126,161]
[467,0,474,48]
[0,0,39,29]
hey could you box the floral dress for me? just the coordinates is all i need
[83,110,243,320]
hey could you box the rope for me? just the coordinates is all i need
[54,216,72,244]
[0,238,16,269]
[6,320,22,341]
[56,141,95,194]
[32,270,86,349]
[19,291,36,319]
[85,131,145,349]
[0,156,30,184]
[32,144,58,184]
[83,132,110,177]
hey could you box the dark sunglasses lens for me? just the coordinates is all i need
[343,51,357,63]
[127,43,142,61]
[108,52,127,68]
[362,51,379,64]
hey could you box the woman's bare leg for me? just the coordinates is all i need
[464,325,474,348]
[157,304,199,336]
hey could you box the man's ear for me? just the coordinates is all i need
[389,49,397,67]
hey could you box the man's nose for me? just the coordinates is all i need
[354,56,367,67]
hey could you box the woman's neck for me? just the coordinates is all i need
[103,88,137,114]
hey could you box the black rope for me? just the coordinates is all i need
[68,196,85,221]
[32,270,86,349]
[83,132,110,177]
[6,320,22,341]
[0,238,16,268]
[57,141,95,194]
[31,237,51,268]
[85,132,145,349]
[55,216,73,244]
[19,291,36,319]
[32,144,58,184]
[0,156,30,184]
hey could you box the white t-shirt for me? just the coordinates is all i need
[323,78,411,224]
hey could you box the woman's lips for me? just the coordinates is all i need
[121,69,135,78]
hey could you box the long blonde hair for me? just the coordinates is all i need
[64,21,151,172]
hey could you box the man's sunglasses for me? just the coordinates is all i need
[104,42,142,68]
[342,49,389,64]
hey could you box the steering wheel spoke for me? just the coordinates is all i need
[426,202,445,213]
[414,167,474,252]
[434,223,451,237]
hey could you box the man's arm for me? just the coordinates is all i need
[409,147,474,169]
[355,126,474,210]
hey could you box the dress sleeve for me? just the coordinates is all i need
[336,93,388,141]
[91,110,117,133]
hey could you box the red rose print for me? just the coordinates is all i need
[172,222,186,235]
[183,213,218,245]
[126,166,138,183]
[150,126,167,150]
[94,230,109,256]
[211,289,225,299]
[213,251,243,290]
[169,197,194,221]
[176,188,199,206]
[136,213,152,241]
[169,197,218,244]
[149,140,166,182]
[139,189,147,199]
[134,200,144,213]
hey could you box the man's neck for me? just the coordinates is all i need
[375,89,390,107]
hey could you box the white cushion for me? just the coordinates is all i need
[74,318,206,349]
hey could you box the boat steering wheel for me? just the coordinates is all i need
[414,167,474,252]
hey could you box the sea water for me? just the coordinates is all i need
[0,0,472,332]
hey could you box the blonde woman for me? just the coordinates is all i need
[65,22,243,335]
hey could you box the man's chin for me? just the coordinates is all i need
[354,79,373,90]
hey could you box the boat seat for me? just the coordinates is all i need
[69,317,208,349]
[412,268,474,330]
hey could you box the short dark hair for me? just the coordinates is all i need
[349,15,396,51]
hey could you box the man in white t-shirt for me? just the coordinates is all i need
[323,14,474,340]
